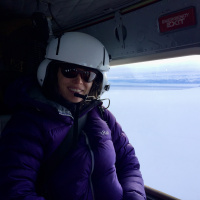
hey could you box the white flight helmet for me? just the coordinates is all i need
[37,32,110,96]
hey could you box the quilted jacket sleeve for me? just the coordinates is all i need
[104,109,146,200]
[0,113,46,200]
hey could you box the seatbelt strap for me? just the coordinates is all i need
[47,114,87,169]
[36,114,87,196]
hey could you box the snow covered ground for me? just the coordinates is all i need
[102,86,200,200]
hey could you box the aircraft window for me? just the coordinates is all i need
[102,55,200,200]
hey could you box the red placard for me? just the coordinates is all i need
[158,7,196,33]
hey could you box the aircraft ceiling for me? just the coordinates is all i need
[0,0,140,31]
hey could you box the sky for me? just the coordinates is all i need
[101,55,200,200]
[108,55,200,84]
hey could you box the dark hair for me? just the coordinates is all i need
[89,72,103,98]
[41,61,59,100]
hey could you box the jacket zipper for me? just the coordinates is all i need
[83,131,95,200]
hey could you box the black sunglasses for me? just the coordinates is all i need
[60,66,97,83]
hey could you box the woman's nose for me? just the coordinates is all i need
[73,73,83,84]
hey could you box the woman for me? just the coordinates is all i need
[0,32,146,200]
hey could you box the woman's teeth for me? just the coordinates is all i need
[69,88,82,93]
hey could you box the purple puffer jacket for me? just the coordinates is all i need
[0,77,146,200]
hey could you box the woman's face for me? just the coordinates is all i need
[57,67,93,103]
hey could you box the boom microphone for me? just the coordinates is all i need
[74,93,88,100]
